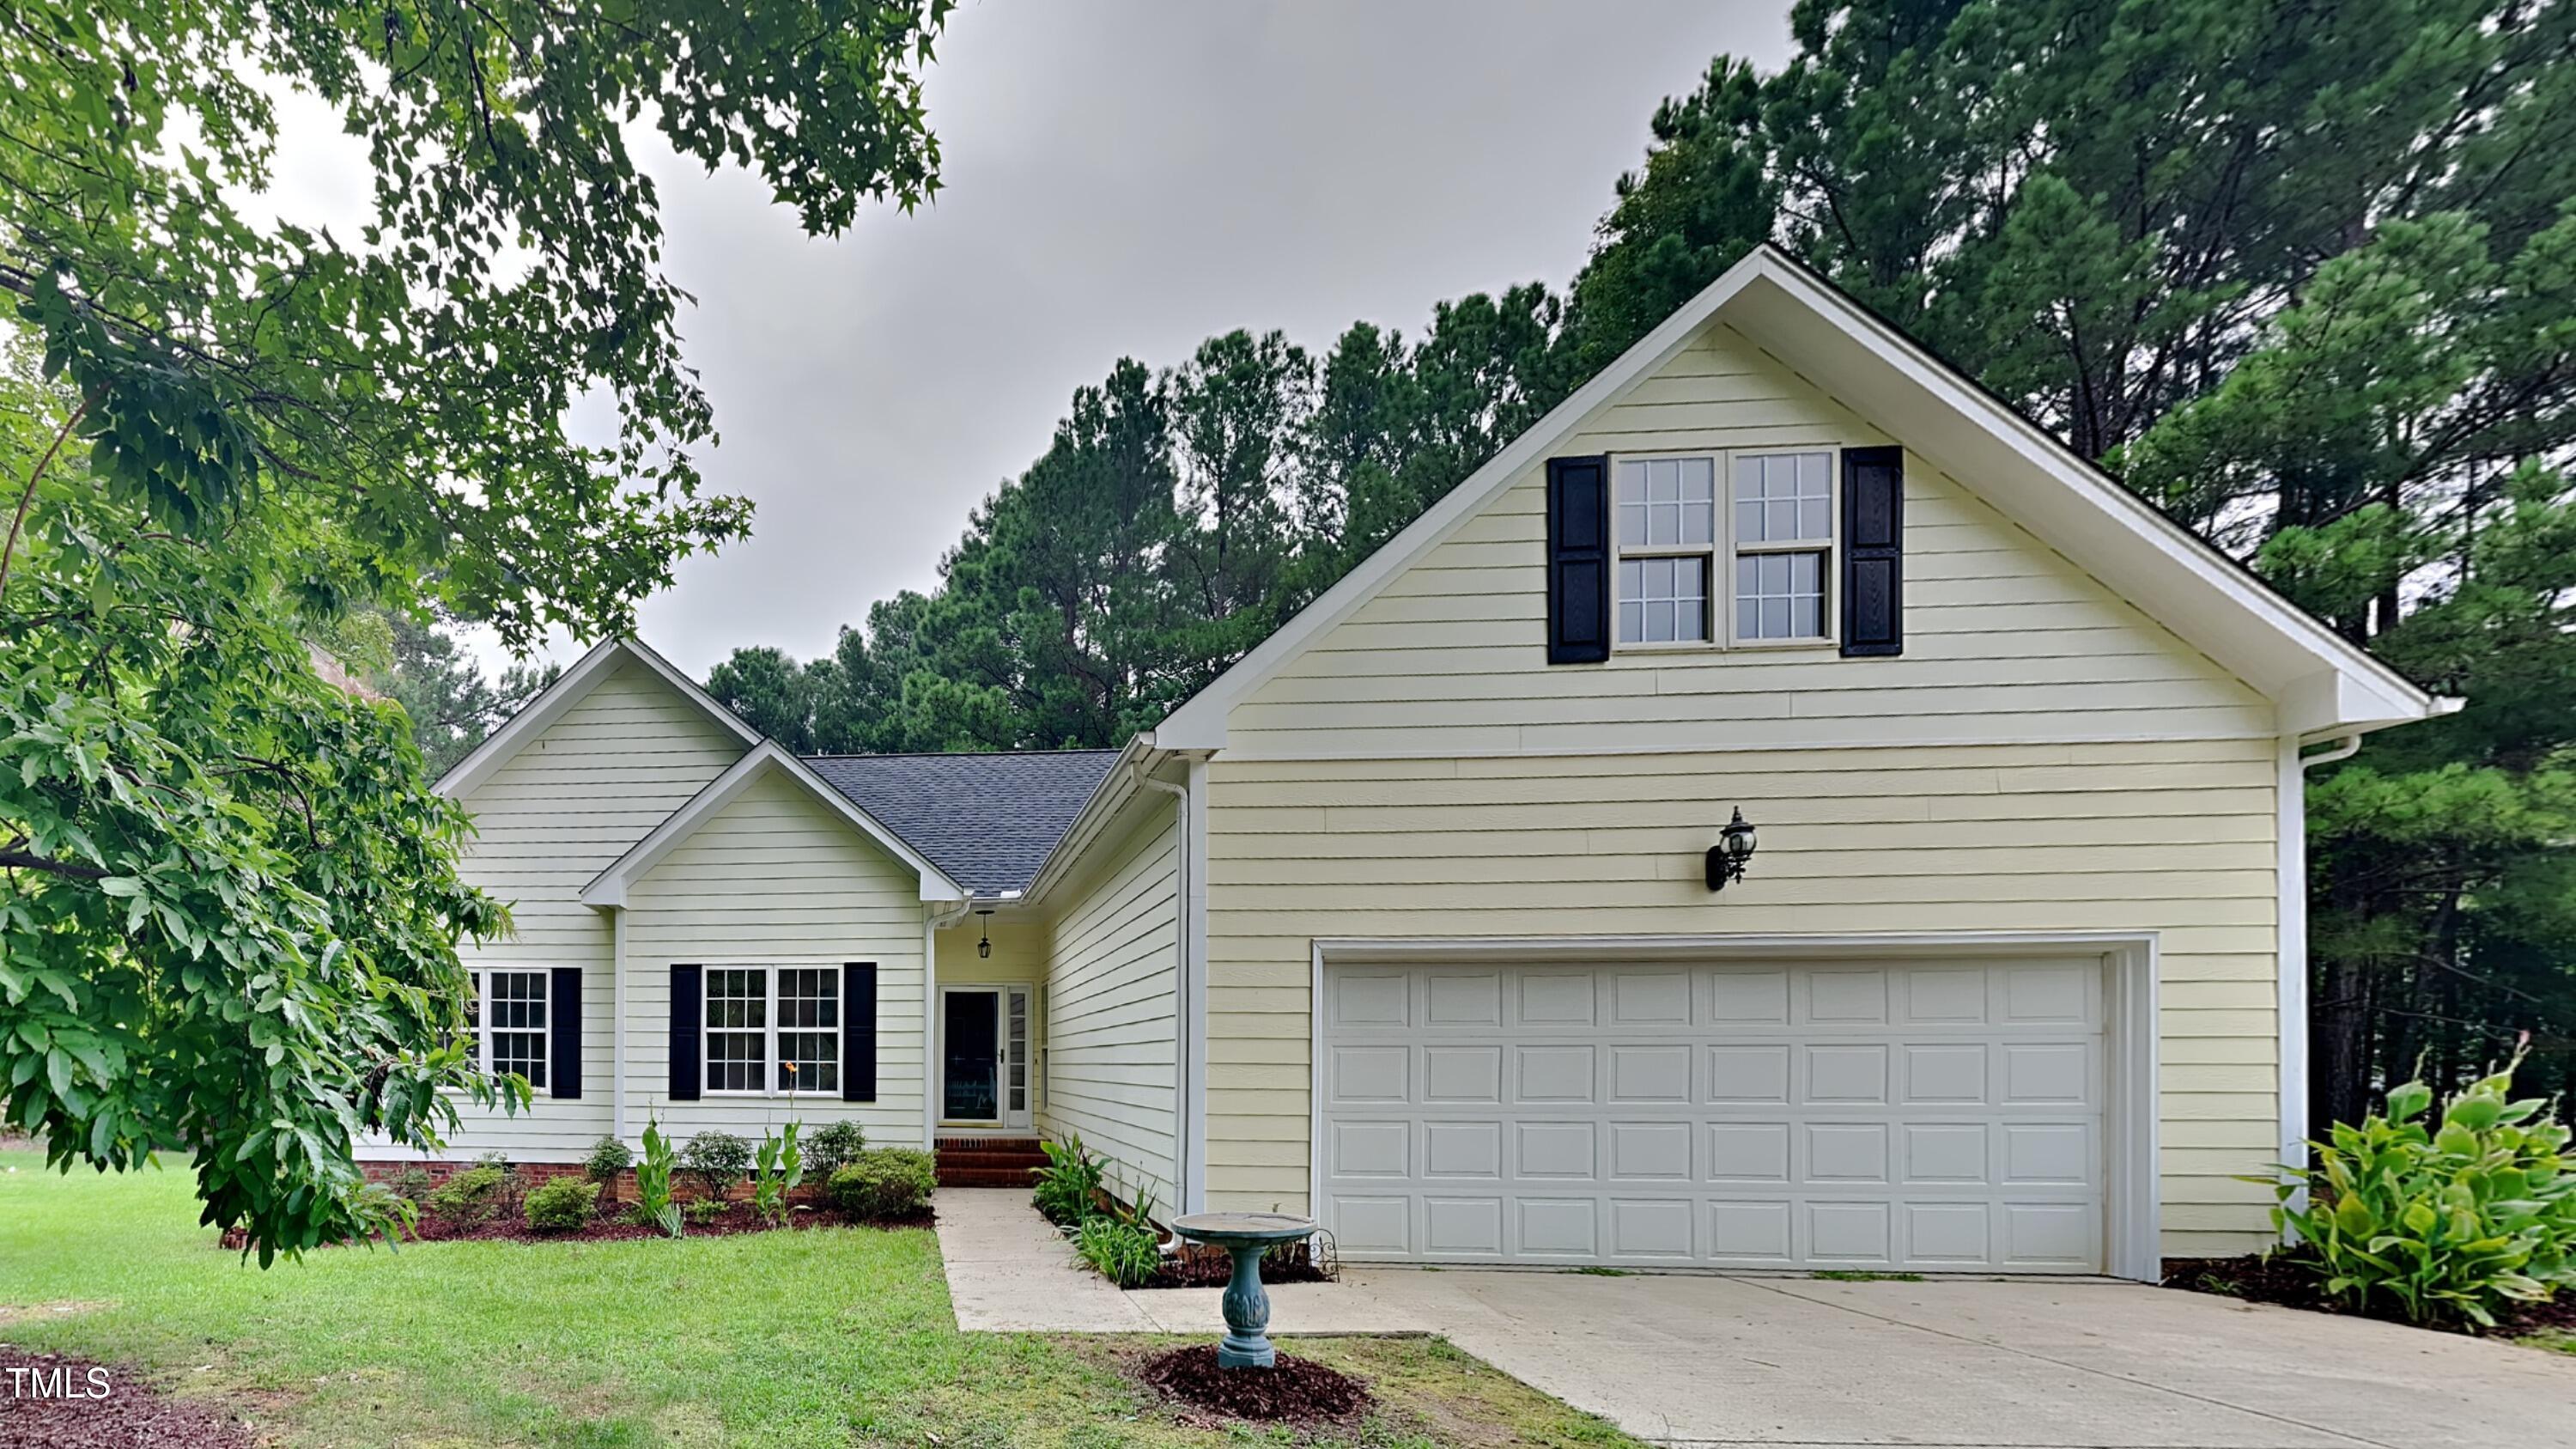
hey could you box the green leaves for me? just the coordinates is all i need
[2269,1061,2576,1327]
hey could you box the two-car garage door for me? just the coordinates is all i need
[1319,957,2108,1272]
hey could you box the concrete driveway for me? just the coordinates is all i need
[1343,1269,2576,1449]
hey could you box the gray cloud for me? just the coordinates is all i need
[472,1,1794,677]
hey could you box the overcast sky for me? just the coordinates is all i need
[315,3,1797,679]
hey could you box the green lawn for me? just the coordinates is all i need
[0,1150,1634,1447]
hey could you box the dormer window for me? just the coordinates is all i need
[1613,450,1836,649]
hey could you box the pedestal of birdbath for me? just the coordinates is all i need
[1168,1212,1317,1368]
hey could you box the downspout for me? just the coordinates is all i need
[2278,731,2363,1215]
[924,897,975,1151]
[610,904,629,1143]
[1131,758,1203,1213]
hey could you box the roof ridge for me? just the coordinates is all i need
[801,747,1123,761]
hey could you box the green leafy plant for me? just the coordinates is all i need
[585,1136,633,1185]
[679,1130,752,1202]
[829,1149,937,1221]
[387,1166,435,1207]
[425,1166,504,1226]
[1075,1215,1163,1288]
[751,1122,805,1226]
[805,1120,868,1177]
[2264,1061,2576,1326]
[1031,1135,1105,1225]
[523,1178,600,1233]
[635,1115,682,1239]
[685,1198,727,1223]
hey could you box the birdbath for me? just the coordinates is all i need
[1168,1212,1317,1368]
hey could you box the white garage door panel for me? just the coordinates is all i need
[1322,959,2107,1271]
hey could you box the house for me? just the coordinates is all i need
[390,245,2444,1280]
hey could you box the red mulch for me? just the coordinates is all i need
[217,1201,932,1251]
[2165,1253,2576,1336]
[1141,1241,1334,1291]
[1136,1344,1370,1425]
[0,1348,256,1448]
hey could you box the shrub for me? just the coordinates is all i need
[1076,1215,1163,1288]
[685,1198,727,1223]
[829,1149,936,1220]
[585,1135,633,1184]
[475,1151,526,1214]
[1031,1135,1104,1225]
[635,1114,682,1238]
[752,1122,805,1226]
[387,1166,435,1206]
[680,1129,753,1201]
[524,1178,600,1233]
[2266,1060,2576,1326]
[806,1119,867,1176]
[426,1166,504,1224]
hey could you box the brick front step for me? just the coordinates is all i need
[943,1154,1041,1180]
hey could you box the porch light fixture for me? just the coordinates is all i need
[1705,807,1758,892]
[976,908,993,959]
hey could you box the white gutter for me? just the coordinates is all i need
[1130,757,1208,1212]
[2277,730,2365,1212]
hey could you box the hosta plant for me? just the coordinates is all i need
[2266,1062,2576,1326]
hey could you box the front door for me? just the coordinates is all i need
[941,986,1033,1129]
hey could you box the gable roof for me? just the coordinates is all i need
[434,636,762,801]
[805,750,1123,897]
[1151,243,2445,751]
[580,741,967,906]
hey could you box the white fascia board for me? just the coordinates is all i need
[1722,270,2436,729]
[580,742,966,907]
[1151,244,2434,748]
[1014,734,1165,908]
[434,636,762,801]
[1150,251,1778,750]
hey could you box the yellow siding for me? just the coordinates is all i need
[434,659,747,1160]
[1036,807,1182,1209]
[1200,321,2287,1257]
[1227,326,2269,758]
[623,769,929,1145]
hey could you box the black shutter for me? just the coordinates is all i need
[668,965,702,1101]
[1841,446,1905,656]
[1546,454,1612,664]
[842,963,877,1102]
[550,968,582,1099]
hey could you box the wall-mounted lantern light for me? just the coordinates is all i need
[1705,807,1759,892]
[976,908,993,959]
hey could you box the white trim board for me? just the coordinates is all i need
[579,741,967,905]
[1152,245,2439,751]
[435,636,762,801]
[1308,930,2160,1282]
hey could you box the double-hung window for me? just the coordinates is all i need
[1613,449,1836,648]
[703,966,840,1095]
[464,968,549,1090]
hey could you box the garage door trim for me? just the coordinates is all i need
[1309,932,2159,1282]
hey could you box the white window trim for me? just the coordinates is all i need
[1612,446,1845,654]
[466,965,551,1091]
[697,960,845,1099]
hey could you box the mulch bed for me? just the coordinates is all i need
[1138,1241,1334,1291]
[217,1200,933,1251]
[1135,1344,1370,1426]
[2165,1253,2576,1337]
[0,1347,256,1448]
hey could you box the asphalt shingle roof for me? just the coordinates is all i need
[802,749,1123,897]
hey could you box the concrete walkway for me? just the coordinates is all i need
[931,1188,1430,1335]
[1346,1268,2576,1449]
[933,1190,2575,1447]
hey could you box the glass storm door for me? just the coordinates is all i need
[943,990,999,1121]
